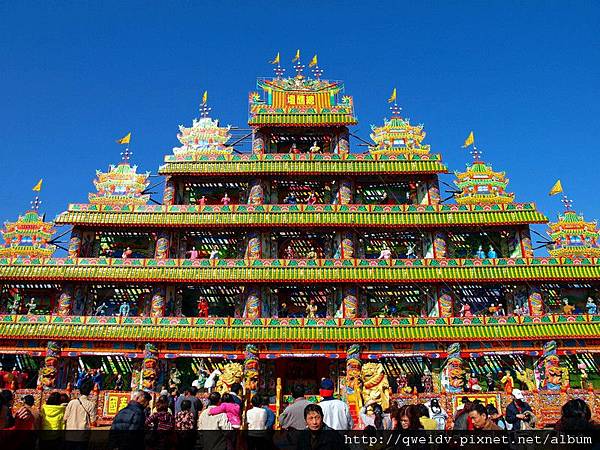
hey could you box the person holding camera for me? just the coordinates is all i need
[505,389,535,430]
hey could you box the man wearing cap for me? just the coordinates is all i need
[317,378,353,430]
[505,389,534,431]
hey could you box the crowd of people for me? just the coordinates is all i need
[0,379,598,449]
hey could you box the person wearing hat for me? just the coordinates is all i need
[505,389,534,431]
[317,378,353,430]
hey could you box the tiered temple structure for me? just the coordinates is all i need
[0,57,599,427]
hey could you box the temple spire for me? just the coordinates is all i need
[292,49,305,78]
[561,195,574,212]
[30,196,42,211]
[200,90,211,118]
[120,147,132,163]
[309,54,323,80]
[471,147,482,162]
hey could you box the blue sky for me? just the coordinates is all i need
[0,1,599,248]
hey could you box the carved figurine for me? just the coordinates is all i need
[25,299,36,315]
[468,372,482,392]
[95,302,108,316]
[459,303,472,317]
[118,302,130,317]
[220,193,231,206]
[197,297,209,317]
[475,245,486,259]
[305,299,318,318]
[586,297,597,315]
[309,141,321,154]
[487,246,497,258]
[562,298,575,315]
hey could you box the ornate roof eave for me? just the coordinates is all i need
[55,202,548,227]
[158,154,448,175]
[0,314,598,344]
[454,193,515,205]
[0,256,599,284]
[548,247,600,258]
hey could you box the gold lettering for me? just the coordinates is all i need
[287,95,296,105]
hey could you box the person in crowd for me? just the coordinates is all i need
[486,404,509,430]
[279,384,313,430]
[359,400,392,430]
[167,386,178,414]
[145,395,175,431]
[197,392,231,450]
[246,394,267,430]
[175,399,196,430]
[318,378,353,430]
[208,392,241,429]
[261,394,276,430]
[41,391,66,431]
[114,374,124,391]
[14,394,39,430]
[64,380,96,430]
[426,398,448,430]
[505,389,534,431]
[296,404,346,450]
[453,397,473,430]
[555,398,596,431]
[414,403,437,430]
[394,404,422,430]
[229,382,243,408]
[0,389,15,429]
[111,390,151,431]
[468,402,500,430]
[175,386,201,420]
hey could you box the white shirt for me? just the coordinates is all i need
[318,399,353,430]
[246,407,267,430]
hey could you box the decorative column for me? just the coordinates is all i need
[334,231,355,259]
[141,343,159,391]
[162,176,175,206]
[154,231,170,259]
[243,287,262,318]
[252,131,265,155]
[433,231,448,258]
[245,232,263,259]
[39,341,61,390]
[150,286,166,318]
[436,287,454,317]
[335,129,350,155]
[536,341,567,391]
[345,344,362,401]
[68,230,82,258]
[247,180,265,205]
[426,179,441,205]
[519,229,534,257]
[56,284,74,316]
[527,286,544,316]
[341,286,359,318]
[441,343,464,393]
[334,179,354,204]
[244,344,260,395]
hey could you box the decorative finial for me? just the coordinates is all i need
[270,52,285,78]
[308,55,323,79]
[561,195,573,211]
[120,147,133,162]
[292,49,304,77]
[471,147,482,161]
[199,91,211,118]
[387,88,401,117]
[31,196,42,211]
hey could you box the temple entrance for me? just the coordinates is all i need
[275,358,331,395]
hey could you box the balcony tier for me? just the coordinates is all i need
[0,257,598,283]
[159,153,447,175]
[0,314,598,343]
[55,203,547,227]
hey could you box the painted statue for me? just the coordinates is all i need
[475,245,486,259]
[500,371,514,395]
[360,362,390,411]
[39,341,61,389]
[536,341,567,391]
[421,368,433,393]
[118,302,130,317]
[467,372,482,392]
[487,246,497,258]
[586,297,597,315]
[25,299,36,315]
[142,343,159,391]
[441,343,465,393]
[169,367,181,387]
[244,344,260,394]
[197,297,209,317]
[345,344,362,396]
[515,368,536,391]
[215,363,243,395]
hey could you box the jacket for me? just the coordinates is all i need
[318,398,353,430]
[110,401,146,431]
[280,398,312,430]
[296,424,348,450]
[41,404,66,430]
[505,400,533,431]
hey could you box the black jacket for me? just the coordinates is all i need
[505,400,532,431]
[109,401,146,450]
[296,424,348,450]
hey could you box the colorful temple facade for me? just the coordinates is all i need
[1,56,600,426]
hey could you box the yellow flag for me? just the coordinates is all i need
[202,91,208,104]
[549,179,563,196]
[117,132,131,145]
[292,49,300,63]
[32,179,43,192]
[387,88,397,103]
[270,52,280,65]
[309,55,318,67]
[462,131,474,148]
